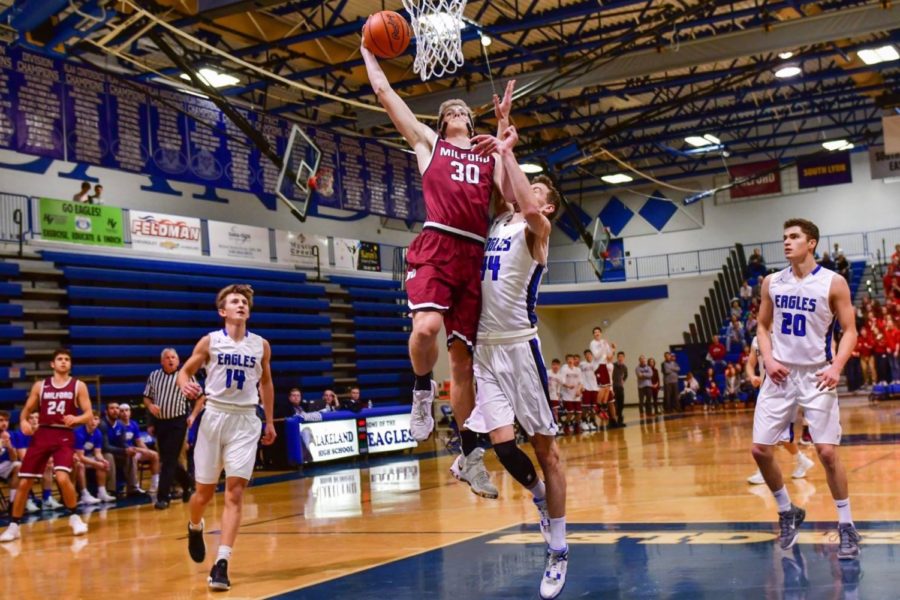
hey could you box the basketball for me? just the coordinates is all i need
[364,11,412,59]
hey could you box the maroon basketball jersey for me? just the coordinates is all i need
[38,377,79,427]
[421,139,496,240]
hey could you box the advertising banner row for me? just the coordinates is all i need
[37,198,382,271]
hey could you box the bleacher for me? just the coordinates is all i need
[0,251,413,411]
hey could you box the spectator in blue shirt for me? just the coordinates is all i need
[0,411,24,508]
[115,404,160,498]
[74,415,116,505]
[10,413,53,511]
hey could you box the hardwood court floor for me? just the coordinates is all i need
[1,398,897,599]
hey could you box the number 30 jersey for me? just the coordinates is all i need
[478,212,545,342]
[204,329,264,409]
[421,138,496,242]
[768,265,836,366]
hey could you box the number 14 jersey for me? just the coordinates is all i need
[769,265,836,366]
[204,329,264,409]
[478,212,545,342]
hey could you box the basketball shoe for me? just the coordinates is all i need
[540,546,568,599]
[208,559,231,591]
[791,453,815,479]
[44,496,63,510]
[778,504,806,550]
[69,514,88,536]
[188,519,206,562]
[0,523,20,542]
[450,448,498,499]
[534,498,551,544]
[96,488,116,503]
[837,523,861,560]
[81,490,101,505]
[409,380,436,441]
[25,498,40,513]
[747,470,765,485]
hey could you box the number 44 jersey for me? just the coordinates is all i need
[478,212,546,342]
[769,265,836,366]
[204,329,264,409]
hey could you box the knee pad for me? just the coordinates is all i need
[493,440,537,488]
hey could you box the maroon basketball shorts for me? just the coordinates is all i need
[563,400,581,414]
[582,390,598,409]
[20,427,75,477]
[596,365,612,387]
[406,229,484,350]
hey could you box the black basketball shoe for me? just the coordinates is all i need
[187,520,206,563]
[208,559,231,591]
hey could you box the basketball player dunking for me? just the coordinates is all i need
[362,35,516,498]
[465,123,567,599]
[177,284,276,591]
[0,348,92,542]
[752,219,860,559]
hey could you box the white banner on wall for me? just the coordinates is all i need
[332,236,360,270]
[366,413,418,454]
[207,220,269,262]
[129,210,202,256]
[869,146,900,180]
[274,230,328,268]
[300,419,359,463]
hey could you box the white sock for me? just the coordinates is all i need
[189,519,204,531]
[9,489,15,502]
[549,516,567,551]
[529,479,546,501]
[835,498,853,525]
[773,486,792,513]
[151,474,159,489]
[217,545,232,562]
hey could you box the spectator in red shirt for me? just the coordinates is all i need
[885,316,899,382]
[857,326,876,387]
[704,367,721,410]
[708,338,726,367]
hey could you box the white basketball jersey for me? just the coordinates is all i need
[768,265,836,366]
[559,365,581,401]
[478,213,545,341]
[580,361,600,391]
[204,329,264,408]
[590,339,612,365]
[547,369,563,400]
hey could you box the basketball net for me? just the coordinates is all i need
[402,0,466,81]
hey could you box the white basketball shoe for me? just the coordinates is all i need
[409,381,436,441]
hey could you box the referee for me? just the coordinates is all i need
[143,348,203,510]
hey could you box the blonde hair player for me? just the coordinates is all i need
[751,218,859,559]
[464,123,567,599]
[177,284,276,591]
[361,25,517,499]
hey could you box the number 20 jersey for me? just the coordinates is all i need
[478,213,545,341]
[768,265,836,366]
[204,329,264,409]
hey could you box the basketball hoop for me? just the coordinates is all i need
[402,0,466,81]
[588,220,612,281]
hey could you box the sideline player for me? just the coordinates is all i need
[177,284,276,591]
[362,34,515,498]
[465,124,567,599]
[745,335,814,485]
[0,348,92,542]
[589,328,618,427]
[580,349,600,431]
[547,359,564,426]
[751,219,859,558]
[558,355,581,435]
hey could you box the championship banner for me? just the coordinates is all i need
[274,230,328,269]
[358,241,381,272]
[332,237,360,270]
[797,151,852,189]
[299,419,359,463]
[868,146,900,180]
[38,198,124,247]
[207,220,269,262]
[365,413,418,454]
[728,160,781,198]
[129,210,202,256]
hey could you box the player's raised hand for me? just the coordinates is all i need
[763,357,790,384]
[493,79,515,122]
[261,422,277,446]
[181,380,203,400]
[815,364,840,391]
[470,134,500,157]
[499,125,519,151]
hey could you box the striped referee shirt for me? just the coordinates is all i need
[143,368,195,420]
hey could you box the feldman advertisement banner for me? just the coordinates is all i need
[299,419,359,463]
[868,146,900,180]
[728,160,781,198]
[366,413,418,454]
[273,230,328,269]
[207,220,269,262]
[38,198,124,247]
[797,151,852,189]
[129,210,202,256]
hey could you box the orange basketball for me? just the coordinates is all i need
[364,11,412,59]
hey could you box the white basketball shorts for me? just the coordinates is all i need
[466,337,559,437]
[0,460,20,480]
[194,406,262,484]
[753,363,841,446]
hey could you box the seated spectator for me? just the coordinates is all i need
[723,365,740,404]
[342,387,367,413]
[300,392,328,414]
[72,181,91,202]
[739,280,753,310]
[725,316,745,352]
[115,404,160,497]
[98,402,134,497]
[835,252,850,280]
[323,389,341,411]
[704,367,722,409]
[738,343,751,370]
[680,372,700,407]
[89,183,103,204]
[886,316,899,382]
[707,337,726,368]
[818,251,835,271]
[730,299,743,320]
[857,326,876,387]
[0,411,24,509]
[745,310,758,344]
[74,415,115,504]
[746,248,767,280]
[287,388,304,417]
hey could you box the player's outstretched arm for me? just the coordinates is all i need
[259,340,276,445]
[361,32,435,152]
[493,126,552,239]
[178,335,210,400]
[817,276,857,390]
[494,80,515,135]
